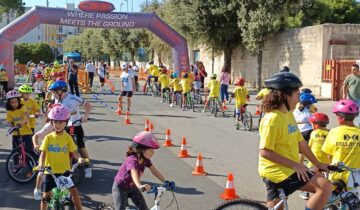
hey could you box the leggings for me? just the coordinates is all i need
[112,182,148,210]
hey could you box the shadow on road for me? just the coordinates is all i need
[88,118,118,123]
[86,135,132,142]
[131,113,196,119]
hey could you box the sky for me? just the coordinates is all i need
[23,0,147,12]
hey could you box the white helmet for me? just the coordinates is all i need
[121,63,128,69]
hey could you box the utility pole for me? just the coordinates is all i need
[131,0,133,12]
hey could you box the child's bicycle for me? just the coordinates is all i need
[233,105,253,131]
[33,161,87,210]
[162,88,171,104]
[5,125,38,184]
[144,78,160,97]
[206,97,223,117]
[98,185,178,210]
[35,93,47,113]
[214,163,360,210]
[0,82,6,100]
[180,92,194,111]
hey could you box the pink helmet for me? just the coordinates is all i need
[133,131,159,149]
[332,99,359,115]
[47,104,70,121]
[6,90,20,99]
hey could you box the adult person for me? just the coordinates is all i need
[342,64,360,126]
[220,66,231,103]
[48,80,93,178]
[67,59,80,96]
[197,61,207,88]
[97,61,106,91]
[116,63,135,113]
[85,60,96,88]
[259,71,332,209]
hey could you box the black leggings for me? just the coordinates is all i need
[65,125,85,148]
[112,182,148,210]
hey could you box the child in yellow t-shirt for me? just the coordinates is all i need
[322,99,360,189]
[202,74,225,115]
[5,90,33,151]
[179,73,192,110]
[0,65,8,92]
[38,104,84,210]
[19,84,40,134]
[232,78,249,121]
[169,72,182,107]
[297,88,318,113]
[158,69,171,103]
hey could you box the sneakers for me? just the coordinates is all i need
[34,188,42,200]
[299,192,310,200]
[85,167,92,179]
[170,103,173,107]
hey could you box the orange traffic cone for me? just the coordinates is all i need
[144,119,150,131]
[192,153,207,176]
[111,85,115,92]
[163,129,174,147]
[115,107,122,115]
[222,101,228,110]
[178,137,190,158]
[220,173,239,200]
[149,123,154,133]
[254,105,260,116]
[124,111,131,124]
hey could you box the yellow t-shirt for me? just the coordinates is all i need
[40,131,77,174]
[258,109,304,183]
[295,103,317,113]
[21,98,40,128]
[170,78,182,92]
[6,106,33,136]
[0,71,8,81]
[207,80,220,98]
[256,88,270,99]
[307,129,330,168]
[322,125,360,184]
[150,65,160,77]
[180,78,191,94]
[233,86,248,108]
[43,67,52,80]
[158,74,170,89]
[46,80,55,90]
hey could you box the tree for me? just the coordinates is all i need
[0,0,24,14]
[14,42,53,64]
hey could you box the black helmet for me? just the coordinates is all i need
[280,66,290,72]
[265,72,302,90]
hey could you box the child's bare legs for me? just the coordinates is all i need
[69,187,83,210]
[40,191,51,210]
[35,172,43,191]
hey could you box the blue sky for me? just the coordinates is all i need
[23,0,146,12]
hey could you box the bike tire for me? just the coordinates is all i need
[214,199,268,210]
[214,102,218,117]
[186,96,192,109]
[191,95,195,112]
[143,84,148,95]
[5,148,38,184]
[243,111,253,131]
[98,203,115,210]
[63,200,75,210]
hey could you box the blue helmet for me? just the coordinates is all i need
[301,88,312,94]
[172,72,178,78]
[49,80,67,91]
[299,93,317,104]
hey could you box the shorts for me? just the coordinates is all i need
[162,87,170,93]
[99,77,105,83]
[134,75,138,82]
[36,92,46,99]
[173,91,182,95]
[65,125,85,149]
[183,92,190,97]
[121,91,133,97]
[301,129,313,142]
[42,173,75,192]
[263,172,313,201]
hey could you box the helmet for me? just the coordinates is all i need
[299,93,317,104]
[35,74,43,79]
[121,63,128,69]
[184,73,189,78]
[236,78,245,86]
[58,71,65,77]
[162,68,168,74]
[309,112,329,124]
[49,80,68,92]
[132,131,160,149]
[39,61,45,65]
[56,77,65,81]
[280,66,290,72]
[0,64,4,70]
[47,104,70,121]
[172,72,178,78]
[301,88,312,94]
[51,72,59,78]
[6,90,20,99]
[210,74,217,79]
[264,72,303,90]
[18,84,33,93]
[332,99,359,115]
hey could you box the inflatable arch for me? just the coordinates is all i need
[0,6,190,89]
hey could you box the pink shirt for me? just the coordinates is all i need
[220,72,230,85]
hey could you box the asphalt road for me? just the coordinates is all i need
[0,80,339,210]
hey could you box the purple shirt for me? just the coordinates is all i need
[220,72,230,85]
[114,154,152,189]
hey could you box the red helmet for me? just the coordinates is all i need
[35,74,43,79]
[309,112,329,124]
[56,77,66,81]
[58,71,65,77]
[236,78,245,86]
[51,72,58,78]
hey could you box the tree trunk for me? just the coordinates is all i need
[256,51,263,91]
[157,52,162,65]
[130,51,135,63]
[223,48,232,73]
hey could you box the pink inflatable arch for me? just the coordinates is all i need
[0,6,189,89]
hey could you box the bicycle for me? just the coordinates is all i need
[234,105,253,131]
[98,185,178,210]
[35,92,47,113]
[33,161,86,210]
[5,125,38,184]
[162,88,171,104]
[214,163,360,210]
[180,92,194,111]
[205,97,223,117]
[0,81,6,100]
[144,78,160,97]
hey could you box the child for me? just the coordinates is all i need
[202,74,225,116]
[293,93,317,142]
[232,78,249,121]
[33,74,46,103]
[179,73,192,111]
[19,84,40,134]
[158,68,171,103]
[0,64,8,93]
[112,131,175,210]
[38,104,84,210]
[322,99,360,189]
[169,72,182,107]
[6,90,33,152]
[193,74,202,96]
[299,112,331,200]
[255,87,270,123]
[296,88,318,113]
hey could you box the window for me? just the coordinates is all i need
[58,26,63,33]
[193,50,200,64]
[52,36,54,41]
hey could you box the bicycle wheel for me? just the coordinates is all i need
[214,199,267,210]
[243,111,253,131]
[191,95,195,112]
[98,203,115,210]
[186,96,192,109]
[214,101,218,117]
[143,83,148,95]
[5,148,38,184]
[63,200,75,210]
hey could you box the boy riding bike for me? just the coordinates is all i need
[259,71,332,210]
[322,99,360,189]
[169,72,182,107]
[232,78,249,121]
[33,74,46,102]
[19,84,40,134]
[179,73,192,111]
[202,74,225,116]
[158,68,171,103]
[146,61,160,92]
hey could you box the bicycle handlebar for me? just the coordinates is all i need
[327,162,359,173]
[6,124,21,136]
[33,159,89,174]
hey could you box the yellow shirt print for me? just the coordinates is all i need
[21,98,40,128]
[207,80,220,98]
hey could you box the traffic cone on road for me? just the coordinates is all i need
[220,173,240,200]
[222,101,228,110]
[254,105,260,116]
[178,137,190,158]
[149,123,154,133]
[163,129,174,147]
[124,111,131,124]
[111,85,115,92]
[115,107,122,115]
[192,153,207,176]
[144,119,150,131]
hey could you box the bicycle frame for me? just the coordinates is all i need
[150,187,167,210]
[6,126,27,167]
